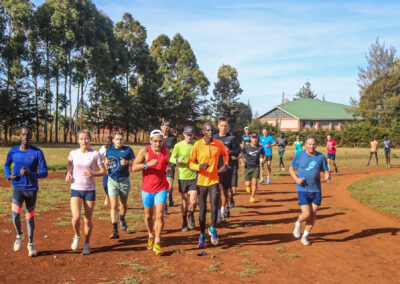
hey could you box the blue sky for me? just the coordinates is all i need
[33,0,400,117]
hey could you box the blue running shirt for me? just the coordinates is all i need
[106,145,135,181]
[259,135,275,156]
[291,151,329,192]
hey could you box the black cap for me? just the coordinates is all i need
[183,126,195,135]
[250,133,258,138]
[161,121,170,127]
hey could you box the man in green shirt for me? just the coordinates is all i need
[169,126,198,231]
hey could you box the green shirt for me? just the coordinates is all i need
[169,140,197,180]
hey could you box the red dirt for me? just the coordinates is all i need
[1,168,400,283]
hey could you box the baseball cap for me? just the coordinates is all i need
[183,126,195,135]
[250,133,258,138]
[244,126,249,130]
[150,129,163,139]
[161,121,170,127]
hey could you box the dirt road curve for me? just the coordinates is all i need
[0,168,399,283]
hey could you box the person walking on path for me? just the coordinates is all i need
[289,134,330,246]
[188,122,229,248]
[259,127,276,184]
[66,130,107,255]
[4,126,48,257]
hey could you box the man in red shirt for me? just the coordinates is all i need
[326,134,338,173]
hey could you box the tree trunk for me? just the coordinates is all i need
[76,82,80,135]
[64,74,67,143]
[55,65,59,143]
[35,77,39,143]
[68,60,72,143]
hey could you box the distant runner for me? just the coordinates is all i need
[290,135,330,246]
[276,132,288,171]
[169,126,198,231]
[229,127,239,209]
[326,134,338,173]
[214,117,240,222]
[161,121,177,214]
[294,135,303,155]
[240,133,265,203]
[132,130,172,255]
[4,126,48,257]
[66,130,107,255]
[188,122,229,248]
[383,135,392,168]
[367,137,379,167]
[242,126,251,147]
[105,132,135,239]
[259,127,276,184]
[99,135,113,206]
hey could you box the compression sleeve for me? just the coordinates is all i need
[30,150,48,179]
[4,151,13,179]
[220,142,229,165]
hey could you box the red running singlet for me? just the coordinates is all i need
[142,145,169,193]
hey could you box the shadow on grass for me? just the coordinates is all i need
[314,227,400,242]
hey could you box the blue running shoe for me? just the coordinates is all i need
[198,235,206,248]
[335,168,338,173]
[267,177,271,184]
[208,228,220,246]
[259,178,264,184]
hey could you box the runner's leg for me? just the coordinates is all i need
[110,196,119,235]
[154,202,165,240]
[83,200,95,244]
[209,184,220,229]
[25,191,38,243]
[11,189,24,236]
[304,203,319,233]
[251,178,257,198]
[197,186,208,234]
[144,206,154,235]
[71,197,82,237]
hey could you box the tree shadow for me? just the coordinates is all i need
[313,227,400,243]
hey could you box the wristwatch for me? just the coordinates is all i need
[143,162,147,170]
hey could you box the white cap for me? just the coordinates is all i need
[150,129,163,139]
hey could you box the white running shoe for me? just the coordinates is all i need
[27,242,37,257]
[14,233,25,251]
[293,223,301,239]
[81,243,90,255]
[71,235,80,251]
[301,236,310,246]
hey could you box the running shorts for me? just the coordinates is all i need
[142,189,168,208]
[178,179,197,194]
[71,189,96,201]
[327,153,336,160]
[297,191,321,206]
[244,168,260,181]
[108,176,130,198]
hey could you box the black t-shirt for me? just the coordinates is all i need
[213,133,240,168]
[163,133,177,150]
[242,145,265,169]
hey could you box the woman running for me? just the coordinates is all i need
[99,135,113,206]
[294,135,303,155]
[65,130,107,255]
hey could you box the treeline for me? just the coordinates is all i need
[0,0,251,143]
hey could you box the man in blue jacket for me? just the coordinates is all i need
[4,126,48,257]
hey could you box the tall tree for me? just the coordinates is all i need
[211,64,243,124]
[295,80,318,99]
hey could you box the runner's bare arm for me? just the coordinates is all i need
[66,160,73,182]
[132,147,147,172]
[324,171,331,182]
[289,166,304,185]
[83,163,107,177]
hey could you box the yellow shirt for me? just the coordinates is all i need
[188,138,229,186]
[370,140,378,152]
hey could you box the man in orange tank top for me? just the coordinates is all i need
[132,130,172,255]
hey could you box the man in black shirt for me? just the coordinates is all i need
[214,117,240,222]
[240,133,265,203]
[161,121,177,214]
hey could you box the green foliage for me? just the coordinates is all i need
[295,80,318,99]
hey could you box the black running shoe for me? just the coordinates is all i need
[169,194,174,207]
[119,216,127,231]
[110,230,120,239]
[164,206,168,215]
[189,214,195,229]
[224,207,231,218]
[229,196,235,208]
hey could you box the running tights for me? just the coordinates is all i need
[279,157,285,169]
[368,152,378,164]
[197,184,220,234]
[12,188,37,243]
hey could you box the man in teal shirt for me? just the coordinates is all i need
[169,126,197,231]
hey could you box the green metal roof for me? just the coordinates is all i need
[260,98,358,120]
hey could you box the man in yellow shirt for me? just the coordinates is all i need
[367,137,379,167]
[188,122,229,248]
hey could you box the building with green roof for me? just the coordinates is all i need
[257,98,358,131]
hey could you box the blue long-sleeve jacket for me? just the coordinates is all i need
[4,145,48,191]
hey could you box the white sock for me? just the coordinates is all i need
[221,206,225,215]
[218,210,222,217]
[295,221,301,227]
[302,231,309,238]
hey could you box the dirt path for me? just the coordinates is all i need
[0,168,399,283]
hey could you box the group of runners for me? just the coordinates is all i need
[3,123,393,257]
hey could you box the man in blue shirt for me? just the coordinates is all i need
[289,134,330,246]
[258,127,276,184]
[4,126,48,257]
[105,132,135,238]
